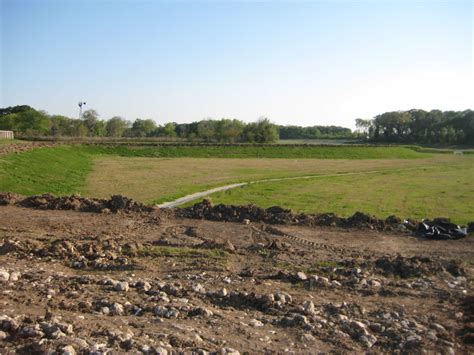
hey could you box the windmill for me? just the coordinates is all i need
[78,101,86,119]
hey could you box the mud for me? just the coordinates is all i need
[0,203,473,353]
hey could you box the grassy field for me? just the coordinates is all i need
[0,143,472,223]
[84,144,428,159]
[83,154,461,205]
[0,145,94,195]
[206,161,474,224]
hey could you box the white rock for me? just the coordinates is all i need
[301,333,316,342]
[9,271,20,282]
[192,283,206,293]
[0,330,7,340]
[249,319,264,327]
[115,282,129,292]
[370,280,382,288]
[60,345,76,355]
[296,272,307,281]
[223,277,232,284]
[359,334,377,348]
[0,269,10,282]
[350,320,369,335]
[303,300,315,315]
[137,281,151,292]
[110,302,124,316]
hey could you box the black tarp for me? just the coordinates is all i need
[417,218,468,240]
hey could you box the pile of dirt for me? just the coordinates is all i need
[2,193,472,235]
[0,192,23,206]
[178,199,401,231]
[374,255,465,279]
[0,142,57,156]
[0,193,154,213]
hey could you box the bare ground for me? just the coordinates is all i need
[0,205,472,354]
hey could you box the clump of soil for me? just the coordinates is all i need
[178,199,404,231]
[0,142,57,156]
[0,192,154,213]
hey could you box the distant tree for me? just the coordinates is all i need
[243,117,279,143]
[355,118,372,138]
[162,122,177,138]
[106,116,129,137]
[215,119,244,142]
[130,119,156,137]
[82,109,104,137]
[197,120,217,142]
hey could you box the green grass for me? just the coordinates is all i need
[0,145,94,195]
[207,160,474,224]
[83,144,429,159]
[136,246,228,259]
[0,139,29,145]
[1,143,472,224]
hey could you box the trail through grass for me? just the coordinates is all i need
[84,155,456,204]
[206,159,474,224]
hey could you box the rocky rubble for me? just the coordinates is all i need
[0,202,472,353]
[178,199,472,235]
[2,193,472,236]
[0,192,154,213]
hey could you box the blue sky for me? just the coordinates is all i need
[1,0,472,128]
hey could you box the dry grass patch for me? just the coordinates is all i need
[84,155,465,204]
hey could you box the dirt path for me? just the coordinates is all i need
[157,166,434,208]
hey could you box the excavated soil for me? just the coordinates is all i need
[0,142,57,156]
[0,203,473,354]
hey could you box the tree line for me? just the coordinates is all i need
[279,125,353,139]
[356,109,474,145]
[0,105,281,143]
[2,105,471,145]
[0,105,353,143]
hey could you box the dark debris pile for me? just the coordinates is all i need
[0,193,154,213]
[178,199,472,236]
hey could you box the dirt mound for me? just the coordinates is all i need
[375,255,465,278]
[178,199,399,231]
[0,193,154,213]
[0,142,57,156]
[0,192,23,206]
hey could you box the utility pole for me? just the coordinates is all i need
[78,101,86,119]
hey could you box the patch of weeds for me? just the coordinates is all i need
[257,248,275,261]
[137,246,228,259]
[306,260,346,274]
[274,261,294,270]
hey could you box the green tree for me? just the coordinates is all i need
[197,120,217,142]
[162,122,177,138]
[82,109,103,137]
[216,119,244,142]
[243,117,279,143]
[106,116,129,137]
[130,119,157,137]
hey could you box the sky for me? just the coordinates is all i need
[1,0,473,128]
